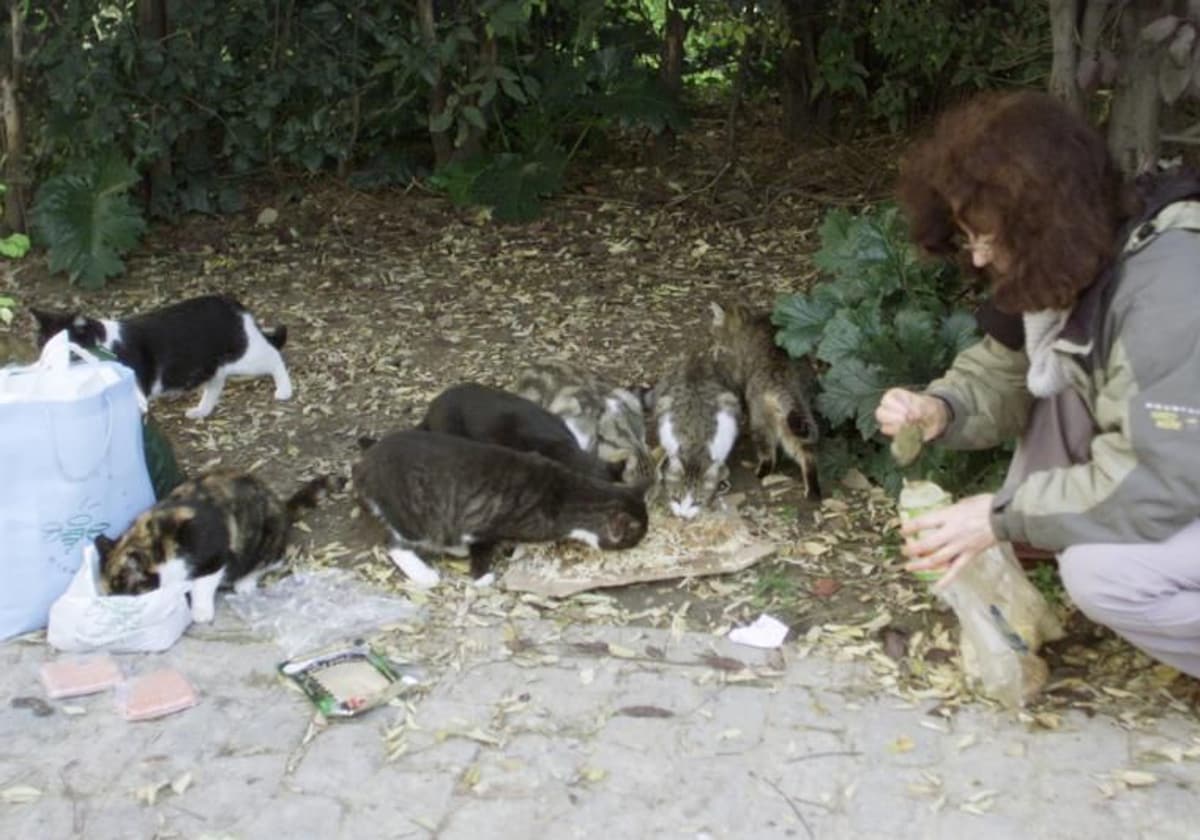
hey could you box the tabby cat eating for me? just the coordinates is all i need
[417,382,620,483]
[652,352,742,519]
[710,301,821,497]
[354,430,649,587]
[514,357,657,487]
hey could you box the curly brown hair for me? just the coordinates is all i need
[896,90,1130,313]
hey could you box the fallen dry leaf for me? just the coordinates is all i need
[1,785,42,804]
[1118,770,1158,788]
[811,577,842,598]
[617,705,675,718]
[698,654,747,672]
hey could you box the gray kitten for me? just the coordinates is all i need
[710,302,820,498]
[514,358,656,486]
[651,352,742,519]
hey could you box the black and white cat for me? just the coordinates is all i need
[353,430,650,588]
[31,294,293,419]
[417,382,622,483]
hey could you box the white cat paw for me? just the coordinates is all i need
[191,604,216,623]
[186,405,214,420]
[388,547,440,589]
[473,572,496,588]
[232,576,259,596]
[274,384,293,401]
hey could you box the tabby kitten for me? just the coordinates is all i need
[96,470,339,622]
[417,382,620,483]
[353,430,650,587]
[514,358,657,487]
[652,352,743,519]
[710,301,821,498]
[31,294,292,419]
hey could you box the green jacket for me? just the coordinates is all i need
[927,183,1200,550]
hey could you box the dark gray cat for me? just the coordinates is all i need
[353,430,650,587]
[417,382,621,483]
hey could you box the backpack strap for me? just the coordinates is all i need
[1122,199,1200,254]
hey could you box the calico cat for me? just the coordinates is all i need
[31,294,292,419]
[96,470,340,622]
[417,382,621,483]
[652,351,742,519]
[710,301,821,498]
[353,430,650,587]
[514,358,657,487]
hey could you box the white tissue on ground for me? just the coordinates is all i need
[727,613,789,649]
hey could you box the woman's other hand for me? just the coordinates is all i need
[901,493,998,586]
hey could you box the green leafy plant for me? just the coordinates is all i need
[773,205,1008,495]
[31,155,147,289]
[1028,562,1064,606]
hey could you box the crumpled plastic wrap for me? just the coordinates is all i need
[225,568,420,657]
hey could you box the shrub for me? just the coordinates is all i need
[772,204,1010,496]
[31,155,146,289]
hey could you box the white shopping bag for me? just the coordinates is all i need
[47,544,192,653]
[0,332,156,639]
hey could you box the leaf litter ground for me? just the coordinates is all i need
[4,120,1198,738]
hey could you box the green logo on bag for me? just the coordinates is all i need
[42,502,111,556]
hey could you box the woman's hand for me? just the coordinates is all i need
[902,493,998,586]
[875,388,950,442]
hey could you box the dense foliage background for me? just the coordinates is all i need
[5,0,1200,492]
[4,2,1050,252]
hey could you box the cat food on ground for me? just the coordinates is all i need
[116,669,198,721]
[40,655,123,699]
[501,503,775,598]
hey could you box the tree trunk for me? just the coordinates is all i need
[725,3,757,162]
[659,1,688,97]
[137,0,167,38]
[1,0,25,233]
[653,1,691,161]
[418,0,453,168]
[779,0,833,143]
[1107,0,1171,174]
[1047,0,1082,113]
[138,0,172,211]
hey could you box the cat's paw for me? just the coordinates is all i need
[388,547,440,589]
[186,405,214,420]
[274,383,293,401]
[473,572,496,588]
[191,602,216,623]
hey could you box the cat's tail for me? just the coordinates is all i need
[285,475,346,521]
[262,324,288,350]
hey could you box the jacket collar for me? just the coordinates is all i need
[1058,167,1200,349]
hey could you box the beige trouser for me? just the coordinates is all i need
[1008,393,1200,678]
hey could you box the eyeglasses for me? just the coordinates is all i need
[954,229,996,262]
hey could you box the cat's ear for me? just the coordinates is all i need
[709,301,726,328]
[605,510,639,543]
[605,459,626,483]
[629,476,655,498]
[630,383,656,414]
[94,534,116,566]
[29,308,75,346]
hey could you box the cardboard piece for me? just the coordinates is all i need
[499,503,777,598]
